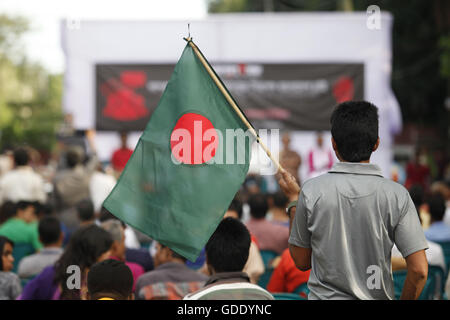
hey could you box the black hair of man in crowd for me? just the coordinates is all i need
[205,217,251,274]
[330,101,379,162]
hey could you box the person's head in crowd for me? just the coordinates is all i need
[272,191,289,209]
[38,216,63,248]
[427,192,446,224]
[100,219,126,261]
[0,236,14,272]
[408,184,424,212]
[154,242,187,268]
[244,175,261,195]
[76,199,95,226]
[330,101,379,163]
[0,201,16,225]
[430,181,450,201]
[54,224,113,300]
[224,197,243,220]
[13,147,29,167]
[205,217,251,275]
[66,147,82,169]
[87,259,134,300]
[248,193,268,220]
[408,184,425,225]
[16,200,37,223]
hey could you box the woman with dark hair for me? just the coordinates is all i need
[19,224,113,300]
[0,235,22,299]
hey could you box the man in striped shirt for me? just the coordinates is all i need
[184,218,274,300]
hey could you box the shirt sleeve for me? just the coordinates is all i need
[394,194,429,258]
[288,191,311,249]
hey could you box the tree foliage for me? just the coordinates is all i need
[0,14,62,153]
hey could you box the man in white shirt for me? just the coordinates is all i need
[0,148,47,205]
[307,132,334,180]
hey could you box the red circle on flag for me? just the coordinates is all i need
[170,113,218,165]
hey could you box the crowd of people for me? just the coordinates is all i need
[0,101,449,300]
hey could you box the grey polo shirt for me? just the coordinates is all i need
[289,162,428,300]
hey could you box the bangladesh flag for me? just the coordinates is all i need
[103,41,254,262]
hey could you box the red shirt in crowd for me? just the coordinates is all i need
[267,248,310,294]
[111,148,133,171]
[405,162,430,190]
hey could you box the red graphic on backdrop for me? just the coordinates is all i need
[332,76,354,103]
[170,113,219,165]
[101,71,149,121]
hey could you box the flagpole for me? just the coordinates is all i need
[184,37,285,174]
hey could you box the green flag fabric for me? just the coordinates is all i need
[103,41,253,262]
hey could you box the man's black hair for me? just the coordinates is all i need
[66,149,81,168]
[13,148,29,166]
[16,200,34,212]
[248,193,268,219]
[228,197,243,220]
[427,193,446,222]
[87,259,133,299]
[330,101,379,162]
[76,199,95,222]
[273,191,289,208]
[38,216,62,246]
[205,217,251,273]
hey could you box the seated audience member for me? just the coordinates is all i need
[18,216,64,279]
[76,199,96,227]
[0,236,22,300]
[0,201,42,252]
[135,242,208,300]
[245,194,289,255]
[19,225,113,300]
[86,259,134,300]
[0,147,47,204]
[267,248,310,294]
[53,141,98,211]
[99,206,140,250]
[266,191,290,227]
[424,193,450,242]
[184,218,274,300]
[100,220,144,291]
[221,198,265,284]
